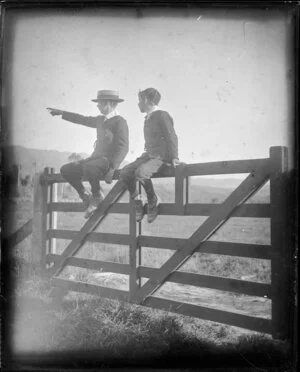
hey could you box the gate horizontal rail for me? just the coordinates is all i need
[49,277,272,334]
[51,277,129,302]
[46,253,271,298]
[47,230,271,259]
[47,254,130,275]
[43,157,270,184]
[48,202,270,217]
[144,297,272,334]
[33,147,293,340]
[139,267,271,298]
[138,236,272,259]
[47,229,131,245]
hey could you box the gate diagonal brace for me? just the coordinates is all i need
[132,162,270,305]
[48,180,127,278]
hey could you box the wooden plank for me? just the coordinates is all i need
[43,168,51,265]
[139,267,271,298]
[4,219,33,249]
[138,235,185,250]
[47,254,130,275]
[145,203,270,218]
[270,146,291,340]
[199,241,271,259]
[138,236,271,259]
[48,202,129,214]
[31,169,49,266]
[129,197,139,300]
[51,277,129,302]
[48,201,270,218]
[163,203,270,217]
[185,176,190,206]
[45,167,175,183]
[138,182,143,288]
[48,168,58,254]
[144,297,272,334]
[185,158,269,176]
[132,162,270,304]
[44,158,269,184]
[47,229,131,245]
[175,164,186,214]
[48,202,85,212]
[185,203,271,218]
[47,181,126,277]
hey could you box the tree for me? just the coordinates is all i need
[68,152,83,162]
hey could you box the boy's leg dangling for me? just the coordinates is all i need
[141,179,160,223]
[84,188,104,219]
[130,181,145,223]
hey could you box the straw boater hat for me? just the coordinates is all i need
[91,90,124,103]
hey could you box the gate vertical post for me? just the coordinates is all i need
[175,164,187,215]
[48,168,58,255]
[270,146,291,339]
[138,182,142,288]
[32,167,49,268]
[129,190,139,302]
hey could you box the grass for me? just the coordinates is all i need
[8,262,293,370]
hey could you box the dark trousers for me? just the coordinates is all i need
[60,156,110,197]
[120,153,164,201]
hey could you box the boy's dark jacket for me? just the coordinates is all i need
[62,111,129,169]
[144,110,178,162]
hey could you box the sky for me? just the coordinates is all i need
[3,7,294,166]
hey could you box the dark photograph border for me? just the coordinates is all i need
[1,1,299,371]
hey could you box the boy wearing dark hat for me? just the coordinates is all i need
[120,88,180,223]
[47,90,129,218]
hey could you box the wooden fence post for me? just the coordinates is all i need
[270,146,292,340]
[138,182,142,288]
[48,168,58,255]
[31,168,49,268]
[129,192,139,302]
[175,164,187,215]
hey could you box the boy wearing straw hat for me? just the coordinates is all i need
[120,88,180,224]
[47,90,129,218]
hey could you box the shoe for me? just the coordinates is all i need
[147,195,160,223]
[84,192,104,219]
[79,190,91,209]
[134,198,145,223]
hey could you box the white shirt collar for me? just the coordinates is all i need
[145,105,159,120]
[104,109,119,121]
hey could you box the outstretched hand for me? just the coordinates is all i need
[47,108,63,116]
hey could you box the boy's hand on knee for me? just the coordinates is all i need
[172,158,182,167]
[104,168,115,184]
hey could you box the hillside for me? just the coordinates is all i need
[1,145,132,175]
[2,145,82,174]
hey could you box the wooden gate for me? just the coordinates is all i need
[32,146,293,340]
